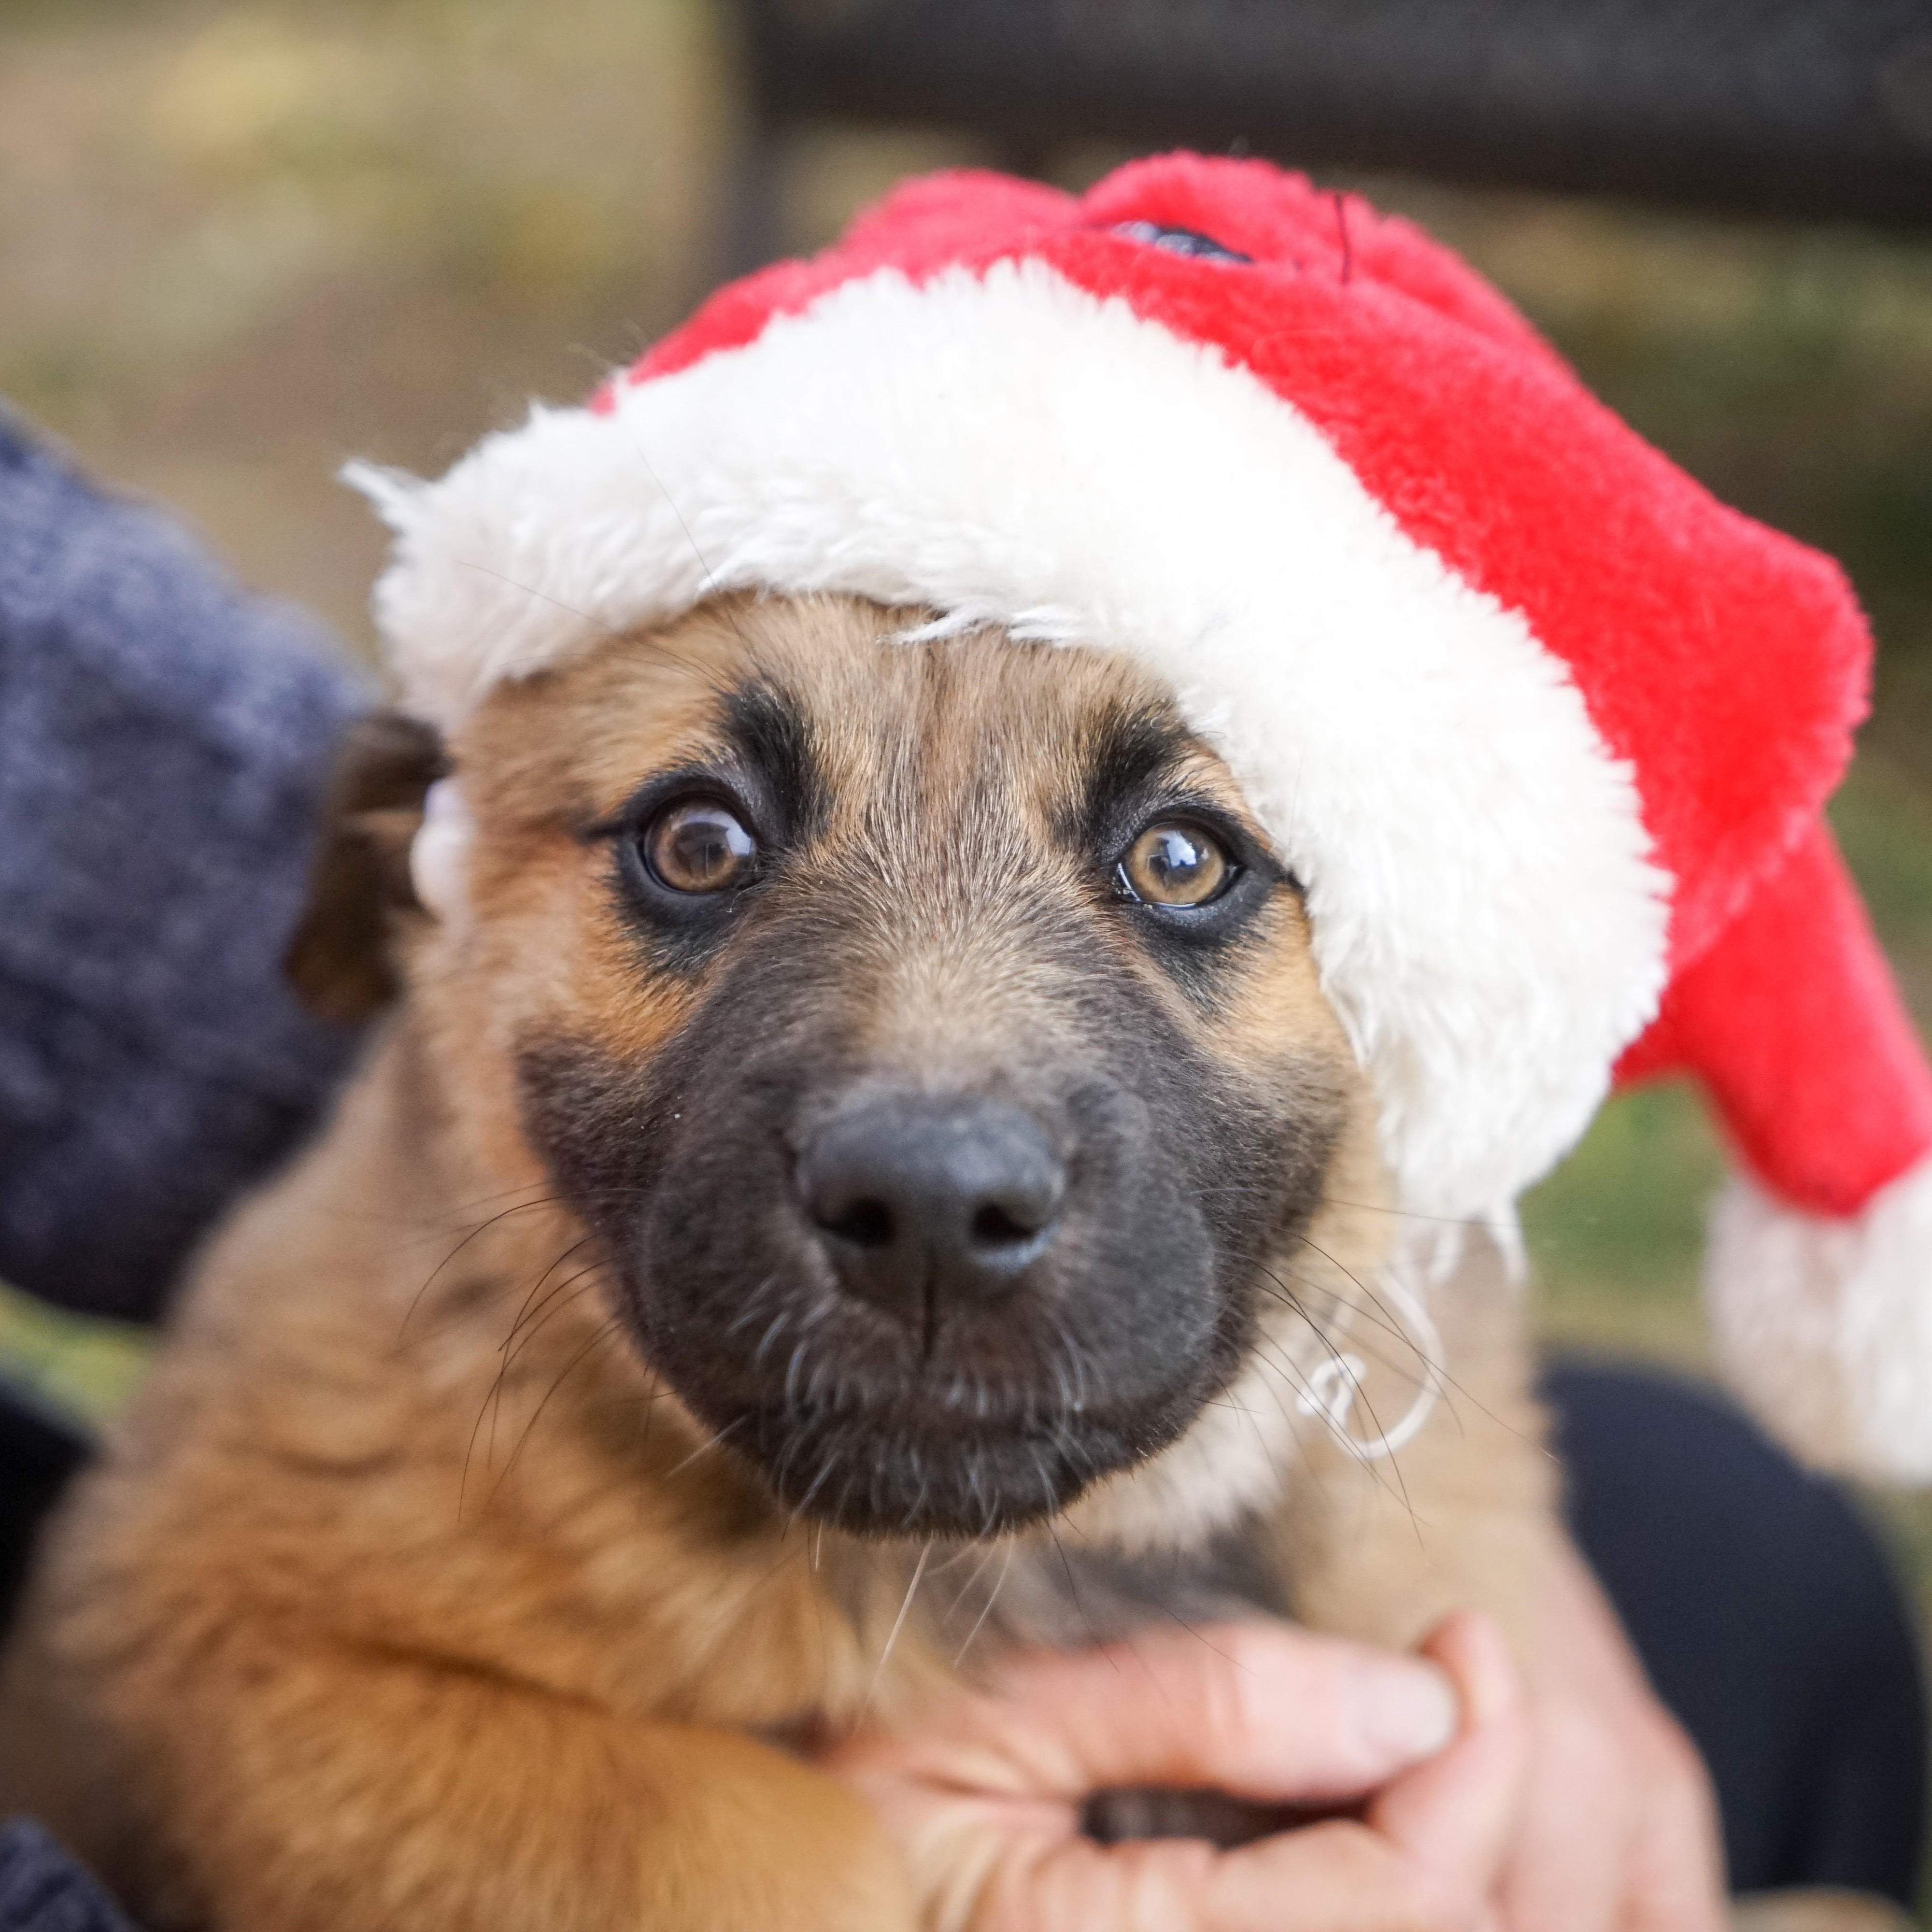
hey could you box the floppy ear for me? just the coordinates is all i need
[285,711,447,1023]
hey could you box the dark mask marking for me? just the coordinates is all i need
[521,647,1346,1540]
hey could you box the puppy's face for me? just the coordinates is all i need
[425,596,1359,1540]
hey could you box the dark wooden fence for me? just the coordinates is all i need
[734,0,1932,229]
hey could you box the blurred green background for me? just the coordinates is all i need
[6,0,1932,1619]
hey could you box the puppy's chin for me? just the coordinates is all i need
[723,1391,1217,1541]
[741,1412,1095,1540]
[628,1293,1236,1540]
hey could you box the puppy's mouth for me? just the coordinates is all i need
[744,1410,1108,1539]
[716,1383,1208,1540]
[620,1223,1231,1538]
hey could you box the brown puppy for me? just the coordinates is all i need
[1,593,1553,1931]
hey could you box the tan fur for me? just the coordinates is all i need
[2,595,1558,1931]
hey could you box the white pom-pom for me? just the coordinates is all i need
[409,777,475,931]
[1708,1153,1932,1481]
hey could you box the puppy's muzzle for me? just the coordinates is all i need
[797,1095,1065,1340]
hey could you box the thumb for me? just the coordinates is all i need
[1370,1610,1530,1905]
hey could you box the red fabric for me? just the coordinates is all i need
[621,153,1912,1218]
[628,154,1869,980]
[1617,823,1932,1214]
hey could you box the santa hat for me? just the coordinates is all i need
[349,155,1932,1483]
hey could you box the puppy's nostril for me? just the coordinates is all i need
[823,1198,894,1249]
[970,1202,1038,1248]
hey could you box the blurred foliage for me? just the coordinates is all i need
[0,0,732,649]
[1524,1084,1723,1369]
[0,1281,149,1433]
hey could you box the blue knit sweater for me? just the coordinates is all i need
[0,408,369,1323]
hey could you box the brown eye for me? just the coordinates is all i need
[1119,822,1234,907]
[642,800,756,894]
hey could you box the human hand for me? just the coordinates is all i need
[822,1610,1529,1932]
[1495,1538,1727,1932]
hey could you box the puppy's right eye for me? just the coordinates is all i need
[640,800,756,894]
[1117,821,1235,908]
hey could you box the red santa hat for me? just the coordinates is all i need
[350,154,1932,1482]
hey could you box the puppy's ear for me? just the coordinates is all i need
[286,712,447,1023]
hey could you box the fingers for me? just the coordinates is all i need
[971,1613,1525,1932]
[1369,1612,1531,1915]
[1494,1695,1629,1932]
[1494,1541,1728,1932]
[979,1819,1497,1932]
[1497,1690,1725,1932]
[1623,1719,1728,1932]
[841,1613,1528,1932]
[1193,1820,1490,1932]
[983,1619,1461,1805]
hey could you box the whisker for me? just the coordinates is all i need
[459,1237,608,1510]
[954,1539,1014,1667]
[1046,1519,1111,1662]
[500,1238,601,1354]
[942,1540,1002,1622]
[858,1539,932,1729]
[1270,1248,1524,1447]
[792,1451,842,1522]
[400,1195,582,1344]
[1240,1289,1427,1520]
[475,1315,626,1516]
[663,1413,749,1481]
[497,1272,608,1382]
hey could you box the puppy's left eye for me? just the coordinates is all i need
[641,799,756,894]
[1117,822,1236,908]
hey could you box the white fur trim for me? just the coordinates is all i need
[350,260,1670,1219]
[1709,1157,1932,1480]
[409,777,475,931]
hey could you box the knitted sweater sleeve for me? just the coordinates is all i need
[0,407,370,1322]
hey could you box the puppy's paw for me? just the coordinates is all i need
[1080,1783,1360,1850]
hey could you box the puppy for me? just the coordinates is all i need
[0,591,1554,1929]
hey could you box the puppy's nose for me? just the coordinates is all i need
[799,1097,1065,1332]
